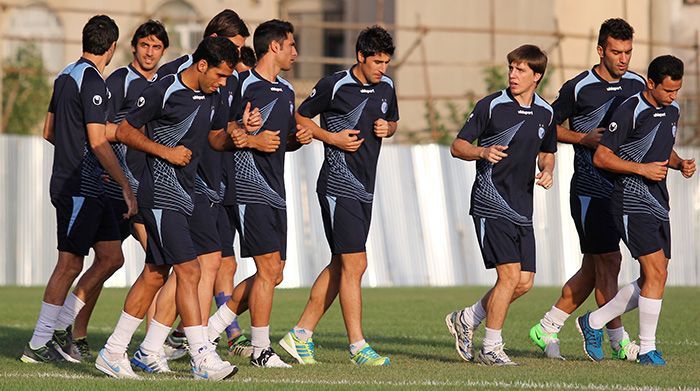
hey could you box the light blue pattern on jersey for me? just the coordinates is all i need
[534,94,554,125]
[488,90,512,119]
[79,144,104,197]
[573,71,600,102]
[332,70,356,100]
[472,121,531,225]
[67,62,93,93]
[324,99,373,202]
[104,142,139,199]
[571,98,616,198]
[195,173,220,203]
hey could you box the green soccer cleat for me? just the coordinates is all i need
[529,323,564,360]
[279,331,317,365]
[612,338,640,361]
[350,344,390,366]
[19,341,65,364]
[228,334,254,357]
[74,337,94,361]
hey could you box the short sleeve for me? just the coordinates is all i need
[48,77,60,113]
[297,76,333,119]
[124,84,163,129]
[456,98,490,142]
[540,120,557,153]
[230,76,246,123]
[551,80,575,126]
[211,93,228,131]
[385,86,399,122]
[105,69,125,123]
[226,74,240,123]
[600,101,634,152]
[80,68,108,125]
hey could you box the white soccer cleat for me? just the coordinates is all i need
[251,347,292,368]
[191,348,238,381]
[130,347,171,373]
[95,348,141,379]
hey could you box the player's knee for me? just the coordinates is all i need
[99,253,125,274]
[274,269,284,286]
[174,262,201,286]
[58,262,83,281]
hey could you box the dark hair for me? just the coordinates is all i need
[239,46,257,67]
[82,15,119,55]
[507,44,548,76]
[131,20,169,49]
[253,19,294,59]
[355,25,395,60]
[598,18,634,48]
[204,9,250,39]
[192,36,239,69]
[647,55,684,85]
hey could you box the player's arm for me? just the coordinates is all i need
[298,112,363,152]
[116,119,191,166]
[374,119,398,138]
[450,98,506,163]
[669,149,696,178]
[209,128,239,151]
[536,152,555,189]
[42,112,55,145]
[593,145,667,181]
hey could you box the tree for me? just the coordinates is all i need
[2,44,51,135]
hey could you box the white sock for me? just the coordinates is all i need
[483,327,503,352]
[54,293,86,331]
[140,319,171,355]
[207,304,237,342]
[104,311,143,359]
[589,281,641,329]
[293,326,313,341]
[349,339,367,356]
[638,296,663,355]
[461,300,487,328]
[251,325,270,358]
[606,326,629,350]
[184,325,208,361]
[540,305,569,334]
[29,302,62,349]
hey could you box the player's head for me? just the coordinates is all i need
[204,9,250,48]
[236,46,256,72]
[646,55,684,107]
[506,44,547,95]
[597,18,634,78]
[254,19,296,71]
[82,15,119,65]
[192,36,238,94]
[130,20,169,72]
[355,26,395,84]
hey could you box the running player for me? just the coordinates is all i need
[445,44,556,366]
[577,55,695,366]
[278,26,398,366]
[20,15,137,364]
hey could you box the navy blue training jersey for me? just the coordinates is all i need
[125,72,227,215]
[553,68,645,199]
[104,64,155,200]
[232,69,296,209]
[221,72,240,206]
[298,67,399,203]
[156,54,191,81]
[48,58,109,198]
[457,89,557,226]
[600,93,680,221]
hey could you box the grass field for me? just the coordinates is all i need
[0,286,699,390]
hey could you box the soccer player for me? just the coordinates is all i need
[278,26,398,366]
[529,18,645,360]
[204,19,314,368]
[445,44,556,366]
[95,36,241,380]
[577,55,695,366]
[70,19,169,361]
[20,15,137,364]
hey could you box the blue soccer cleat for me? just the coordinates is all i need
[638,350,666,366]
[576,312,604,361]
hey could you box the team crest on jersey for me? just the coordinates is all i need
[92,95,102,106]
[137,96,146,107]
[228,93,233,108]
[609,122,618,132]
[381,99,388,114]
[538,126,545,139]
[309,88,316,98]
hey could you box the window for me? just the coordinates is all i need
[3,3,64,74]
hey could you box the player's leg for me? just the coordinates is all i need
[215,254,253,356]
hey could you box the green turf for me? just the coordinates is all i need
[1,286,699,390]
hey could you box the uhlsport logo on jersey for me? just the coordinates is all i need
[538,126,545,139]
[137,96,146,107]
[381,100,388,114]
[309,88,316,98]
[92,95,103,106]
[609,121,618,132]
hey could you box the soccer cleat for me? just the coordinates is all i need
[191,348,238,381]
[612,338,640,361]
[476,344,518,366]
[130,347,172,373]
[251,347,292,368]
[279,330,318,365]
[19,341,65,364]
[637,350,666,366]
[350,344,390,366]
[529,324,565,360]
[445,310,475,362]
[52,326,82,363]
[228,334,254,357]
[95,348,141,379]
[163,332,188,361]
[576,312,604,362]
[74,337,93,361]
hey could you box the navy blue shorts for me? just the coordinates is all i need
[190,195,223,256]
[570,194,620,254]
[106,197,132,242]
[232,203,287,260]
[472,217,536,273]
[318,194,372,254]
[614,213,671,259]
[219,205,235,258]
[52,195,121,256]
[141,208,196,265]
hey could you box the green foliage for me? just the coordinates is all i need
[1,44,51,135]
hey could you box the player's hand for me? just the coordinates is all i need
[374,118,390,138]
[331,129,364,152]
[295,124,313,145]
[536,170,554,189]
[680,158,696,178]
[638,160,668,181]
[579,128,605,149]
[242,102,262,133]
[229,127,248,149]
[164,145,192,166]
[122,188,138,219]
[479,145,508,163]
[250,130,281,153]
